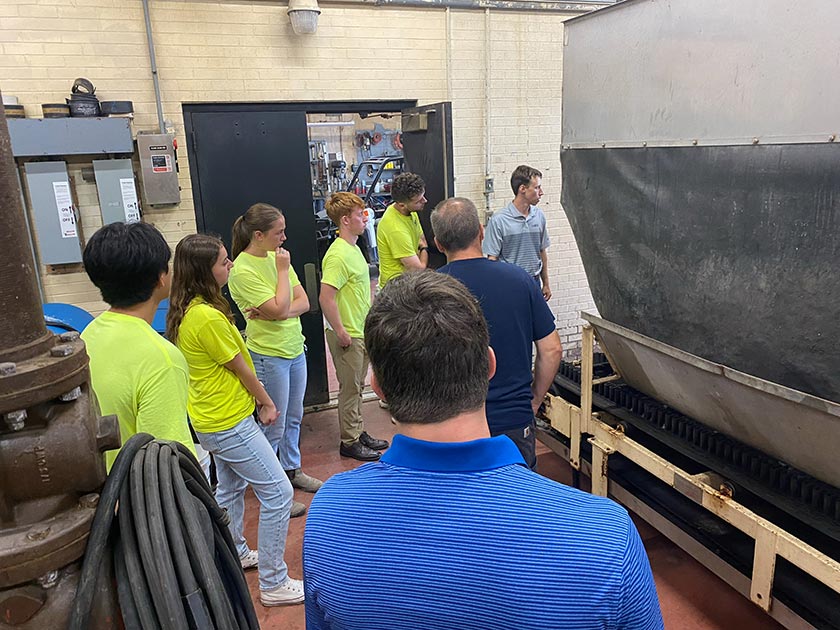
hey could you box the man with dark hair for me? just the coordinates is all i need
[303,271,664,630]
[375,172,428,288]
[81,221,194,469]
[483,164,552,300]
[433,197,562,468]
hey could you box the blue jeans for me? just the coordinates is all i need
[250,350,307,471]
[196,415,293,591]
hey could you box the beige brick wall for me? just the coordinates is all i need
[2,0,596,350]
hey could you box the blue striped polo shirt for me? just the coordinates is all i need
[482,202,551,277]
[304,434,664,630]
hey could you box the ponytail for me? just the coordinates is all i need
[231,216,250,259]
[230,203,283,259]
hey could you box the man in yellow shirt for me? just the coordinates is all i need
[321,193,391,461]
[376,172,429,288]
[81,222,195,469]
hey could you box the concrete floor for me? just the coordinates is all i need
[240,400,783,629]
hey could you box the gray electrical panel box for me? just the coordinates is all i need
[137,132,180,205]
[23,162,83,265]
[93,159,141,225]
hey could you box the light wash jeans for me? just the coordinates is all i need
[196,415,293,591]
[193,440,212,484]
[250,350,307,472]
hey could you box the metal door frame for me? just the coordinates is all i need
[182,100,418,405]
[184,100,416,227]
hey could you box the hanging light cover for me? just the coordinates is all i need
[287,0,321,35]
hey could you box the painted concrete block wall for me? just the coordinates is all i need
[1,0,596,352]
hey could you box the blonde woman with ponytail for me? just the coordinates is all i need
[228,204,324,506]
[167,233,303,606]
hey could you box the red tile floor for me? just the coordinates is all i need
[240,400,783,629]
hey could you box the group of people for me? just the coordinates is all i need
[80,166,664,627]
[82,204,330,605]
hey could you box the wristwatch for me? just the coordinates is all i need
[418,246,429,252]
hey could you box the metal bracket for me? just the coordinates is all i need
[587,437,615,497]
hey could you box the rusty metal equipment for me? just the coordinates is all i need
[0,98,121,627]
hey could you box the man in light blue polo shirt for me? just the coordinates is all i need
[303,271,664,630]
[483,164,552,300]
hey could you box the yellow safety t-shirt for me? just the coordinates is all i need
[376,204,422,288]
[321,238,371,339]
[81,310,195,470]
[228,251,306,359]
[176,298,256,433]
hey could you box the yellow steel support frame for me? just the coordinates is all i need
[544,325,840,613]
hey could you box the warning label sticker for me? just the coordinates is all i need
[53,181,77,238]
[151,154,173,173]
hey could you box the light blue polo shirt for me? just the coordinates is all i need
[482,202,550,277]
[304,434,664,630]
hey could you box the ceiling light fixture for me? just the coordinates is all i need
[287,0,321,35]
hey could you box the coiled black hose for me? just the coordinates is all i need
[67,434,259,630]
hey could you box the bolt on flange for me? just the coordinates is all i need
[79,493,100,510]
[4,409,27,431]
[0,362,16,376]
[58,386,82,402]
[37,570,60,589]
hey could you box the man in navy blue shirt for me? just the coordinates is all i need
[434,197,562,469]
[304,271,664,630]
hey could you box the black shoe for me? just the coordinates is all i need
[359,431,390,451]
[340,441,381,461]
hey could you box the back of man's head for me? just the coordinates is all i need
[365,271,489,424]
[430,197,481,254]
[83,222,171,308]
[390,172,425,203]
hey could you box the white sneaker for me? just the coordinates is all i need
[239,549,258,571]
[260,577,305,606]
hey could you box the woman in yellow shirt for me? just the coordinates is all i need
[228,204,323,495]
[166,234,303,607]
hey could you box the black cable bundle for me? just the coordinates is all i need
[68,434,260,630]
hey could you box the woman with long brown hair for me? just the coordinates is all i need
[166,233,303,607]
[228,204,323,501]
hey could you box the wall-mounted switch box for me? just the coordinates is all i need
[23,161,83,265]
[93,159,141,225]
[137,132,180,205]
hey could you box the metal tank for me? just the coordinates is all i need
[560,0,840,489]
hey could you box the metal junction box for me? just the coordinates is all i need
[136,132,180,205]
[23,162,83,265]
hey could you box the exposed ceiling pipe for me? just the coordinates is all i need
[323,0,611,13]
[307,121,356,127]
[142,0,167,134]
[483,8,492,222]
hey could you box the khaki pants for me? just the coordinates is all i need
[326,329,369,446]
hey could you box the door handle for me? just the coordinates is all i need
[304,262,320,313]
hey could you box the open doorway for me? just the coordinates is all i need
[184,100,453,405]
[306,112,405,397]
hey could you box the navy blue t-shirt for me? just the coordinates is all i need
[438,257,556,431]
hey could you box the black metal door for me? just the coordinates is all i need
[400,102,454,270]
[186,110,328,405]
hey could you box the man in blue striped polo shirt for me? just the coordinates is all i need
[303,271,664,630]
[483,164,552,300]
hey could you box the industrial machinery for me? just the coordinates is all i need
[0,99,121,627]
[544,1,840,628]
